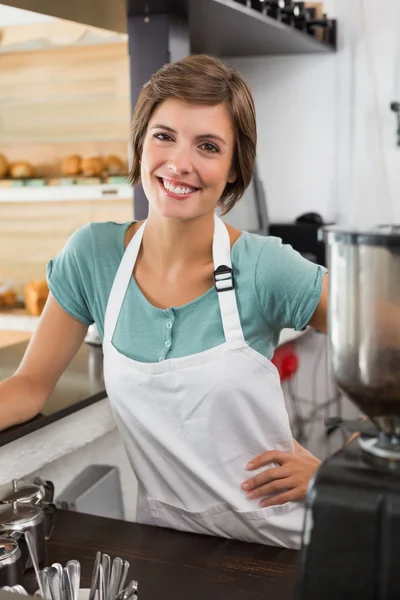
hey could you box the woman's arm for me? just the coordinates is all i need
[308,274,328,333]
[0,294,88,430]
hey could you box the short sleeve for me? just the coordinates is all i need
[255,236,327,331]
[46,224,95,325]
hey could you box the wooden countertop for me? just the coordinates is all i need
[0,330,32,349]
[24,510,299,600]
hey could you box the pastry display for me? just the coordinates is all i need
[24,279,49,316]
[0,152,127,182]
[104,154,125,176]
[9,161,35,179]
[61,154,82,177]
[81,156,105,177]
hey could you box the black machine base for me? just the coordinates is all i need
[297,438,400,600]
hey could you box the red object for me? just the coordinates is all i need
[271,342,299,381]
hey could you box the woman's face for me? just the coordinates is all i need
[140,98,237,222]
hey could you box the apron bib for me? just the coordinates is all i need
[103,216,305,548]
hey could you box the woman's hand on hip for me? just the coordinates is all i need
[241,440,321,507]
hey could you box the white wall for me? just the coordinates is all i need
[337,0,400,228]
[232,0,400,227]
[0,4,56,25]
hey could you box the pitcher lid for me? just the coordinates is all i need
[0,479,44,505]
[0,502,42,529]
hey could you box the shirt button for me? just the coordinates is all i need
[159,357,164,362]
[166,321,172,329]
[165,340,171,348]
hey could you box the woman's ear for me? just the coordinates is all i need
[227,169,237,184]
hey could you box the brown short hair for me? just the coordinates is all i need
[129,54,257,214]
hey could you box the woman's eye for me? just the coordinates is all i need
[200,142,219,153]
[154,133,173,142]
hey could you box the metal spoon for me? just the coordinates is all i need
[118,561,129,595]
[101,554,110,599]
[40,569,50,600]
[25,531,45,599]
[66,560,80,600]
[44,566,59,600]
[98,563,104,600]
[108,558,123,600]
[63,568,74,600]
[51,563,64,600]
[89,552,101,600]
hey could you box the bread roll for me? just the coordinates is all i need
[24,280,49,316]
[10,162,34,179]
[0,154,9,179]
[81,156,105,177]
[0,289,16,308]
[105,155,124,176]
[61,154,82,177]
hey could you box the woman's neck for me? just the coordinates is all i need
[141,209,216,271]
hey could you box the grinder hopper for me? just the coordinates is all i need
[325,226,400,456]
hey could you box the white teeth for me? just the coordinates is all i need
[162,179,197,195]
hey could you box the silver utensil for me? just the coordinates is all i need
[24,530,45,599]
[118,561,129,595]
[40,568,50,600]
[43,566,58,600]
[66,560,80,600]
[101,554,110,599]
[51,563,64,600]
[88,552,101,600]
[62,567,74,600]
[51,564,63,582]
[98,564,104,600]
[108,558,122,600]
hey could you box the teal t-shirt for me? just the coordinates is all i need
[46,221,326,363]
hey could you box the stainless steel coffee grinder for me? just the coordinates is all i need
[298,226,400,600]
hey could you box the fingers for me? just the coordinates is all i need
[246,450,290,471]
[242,466,289,493]
[247,476,295,502]
[259,489,299,508]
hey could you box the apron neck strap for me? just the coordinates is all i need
[212,215,245,344]
[103,220,146,344]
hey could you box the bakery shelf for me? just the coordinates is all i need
[0,183,133,203]
[0,309,39,332]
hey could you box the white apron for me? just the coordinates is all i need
[103,216,305,548]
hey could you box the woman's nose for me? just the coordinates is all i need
[167,147,193,176]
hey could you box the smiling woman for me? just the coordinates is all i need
[0,54,327,550]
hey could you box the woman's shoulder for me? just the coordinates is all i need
[232,231,286,266]
[233,231,326,331]
[64,220,134,260]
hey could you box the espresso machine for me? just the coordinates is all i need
[298,226,400,600]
